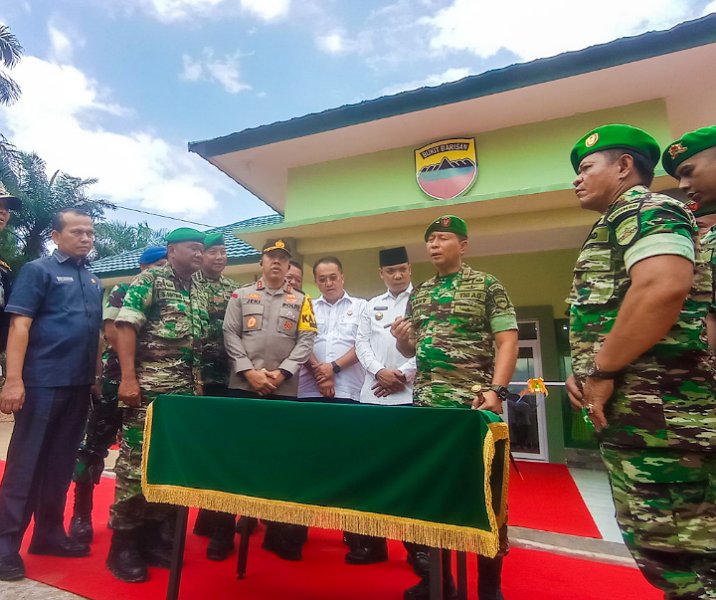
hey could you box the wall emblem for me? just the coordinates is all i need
[415,138,477,200]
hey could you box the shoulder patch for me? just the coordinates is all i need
[606,202,640,223]
[614,214,639,246]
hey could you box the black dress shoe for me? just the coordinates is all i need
[28,538,90,558]
[0,554,25,581]
[345,544,388,565]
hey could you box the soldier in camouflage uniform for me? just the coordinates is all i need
[392,215,518,600]
[191,232,240,561]
[69,246,167,544]
[663,125,716,352]
[565,124,716,600]
[106,228,209,583]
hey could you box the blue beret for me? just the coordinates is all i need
[138,246,168,266]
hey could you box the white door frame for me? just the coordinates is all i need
[504,320,549,462]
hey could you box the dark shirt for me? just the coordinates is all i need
[5,250,103,387]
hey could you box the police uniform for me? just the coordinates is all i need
[569,125,716,599]
[106,229,209,582]
[222,240,316,560]
[405,216,517,600]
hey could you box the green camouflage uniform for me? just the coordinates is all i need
[73,283,128,485]
[568,186,716,599]
[408,262,517,555]
[701,225,716,314]
[409,263,518,407]
[109,264,209,531]
[192,271,237,392]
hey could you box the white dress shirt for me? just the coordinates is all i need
[355,284,416,405]
[297,292,367,401]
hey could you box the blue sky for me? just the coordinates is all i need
[1,0,715,231]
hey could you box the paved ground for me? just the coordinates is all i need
[0,419,628,599]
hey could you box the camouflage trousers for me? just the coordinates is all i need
[108,392,183,531]
[601,446,716,600]
[73,380,122,485]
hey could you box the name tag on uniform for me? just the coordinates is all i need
[56,276,75,283]
[373,305,388,311]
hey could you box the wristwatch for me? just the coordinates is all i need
[490,385,513,401]
[585,360,623,380]
[331,361,342,374]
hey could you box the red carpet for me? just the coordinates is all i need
[0,460,655,599]
[507,461,602,538]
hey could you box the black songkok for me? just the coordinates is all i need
[379,246,409,267]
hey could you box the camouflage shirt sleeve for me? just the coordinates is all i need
[484,275,517,334]
[606,193,696,272]
[102,283,128,322]
[115,271,155,330]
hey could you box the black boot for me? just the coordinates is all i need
[69,481,94,544]
[478,556,504,600]
[403,575,457,600]
[142,520,173,568]
[207,513,236,561]
[345,536,388,564]
[106,530,147,583]
[406,546,430,577]
[193,509,214,537]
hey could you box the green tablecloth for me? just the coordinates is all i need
[142,395,509,556]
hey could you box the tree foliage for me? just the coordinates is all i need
[93,220,168,259]
[0,151,114,269]
[0,23,23,105]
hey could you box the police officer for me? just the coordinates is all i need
[106,228,209,583]
[223,239,316,561]
[662,125,716,351]
[0,208,103,581]
[69,246,167,544]
[0,183,22,352]
[565,124,716,599]
[392,215,518,600]
[191,232,240,561]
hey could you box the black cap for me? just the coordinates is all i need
[379,246,409,267]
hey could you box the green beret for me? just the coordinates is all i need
[204,232,225,248]
[570,124,660,173]
[662,125,716,177]
[165,227,205,244]
[424,215,468,241]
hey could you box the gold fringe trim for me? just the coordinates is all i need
[142,405,509,557]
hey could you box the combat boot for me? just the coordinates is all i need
[106,530,147,583]
[69,481,94,544]
[142,520,173,568]
[477,555,504,600]
[207,513,236,561]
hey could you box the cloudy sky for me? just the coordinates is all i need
[1,0,715,230]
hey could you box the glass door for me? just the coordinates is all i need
[503,321,549,461]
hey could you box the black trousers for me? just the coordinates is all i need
[0,386,90,557]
